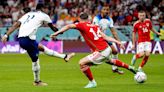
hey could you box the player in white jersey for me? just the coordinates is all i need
[21,7,75,62]
[1,4,75,86]
[93,5,124,74]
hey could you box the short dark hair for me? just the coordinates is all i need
[138,10,146,13]
[79,13,88,20]
[36,3,49,10]
[23,7,31,13]
[102,3,109,8]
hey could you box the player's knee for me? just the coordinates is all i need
[139,53,144,57]
[146,53,150,56]
[112,51,118,55]
[111,47,118,55]
[79,59,84,66]
[31,57,38,62]
[80,64,89,72]
[145,51,150,56]
[79,58,89,65]
[28,51,39,62]
[38,44,44,51]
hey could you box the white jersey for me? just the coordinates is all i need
[18,11,52,40]
[92,14,114,31]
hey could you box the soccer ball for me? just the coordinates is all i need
[99,19,110,31]
[134,72,147,83]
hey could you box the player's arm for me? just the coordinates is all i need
[50,24,76,38]
[43,14,58,32]
[132,22,138,50]
[1,21,21,43]
[132,32,136,50]
[110,27,120,41]
[148,20,161,36]
[48,23,58,32]
[99,31,124,49]
[108,18,120,41]
[151,28,161,36]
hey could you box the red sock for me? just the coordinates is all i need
[80,65,93,81]
[140,56,149,67]
[112,59,129,69]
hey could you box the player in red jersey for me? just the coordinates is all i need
[51,13,136,88]
[131,10,161,72]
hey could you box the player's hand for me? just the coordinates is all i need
[131,45,135,50]
[157,33,162,36]
[50,33,58,38]
[1,34,8,44]
[119,43,125,50]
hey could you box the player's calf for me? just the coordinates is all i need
[131,53,144,66]
[80,64,96,88]
[32,59,40,83]
[80,64,94,81]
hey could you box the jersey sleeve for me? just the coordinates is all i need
[43,14,52,23]
[133,23,138,33]
[108,18,114,28]
[149,20,153,29]
[75,22,81,30]
[18,14,27,23]
[92,16,99,25]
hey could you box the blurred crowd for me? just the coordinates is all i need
[0,0,163,28]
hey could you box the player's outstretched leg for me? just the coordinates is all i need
[39,45,75,62]
[110,45,124,74]
[111,55,124,74]
[64,53,75,62]
[79,57,97,88]
[106,59,136,74]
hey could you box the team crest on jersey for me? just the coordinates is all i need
[139,26,142,28]
[146,23,149,27]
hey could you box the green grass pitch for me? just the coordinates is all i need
[0,53,164,92]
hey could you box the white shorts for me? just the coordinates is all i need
[87,46,112,64]
[137,42,152,53]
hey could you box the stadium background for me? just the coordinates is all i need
[0,0,164,92]
[0,0,164,54]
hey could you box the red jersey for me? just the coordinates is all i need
[75,22,108,52]
[133,19,152,43]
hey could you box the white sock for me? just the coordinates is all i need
[43,46,66,59]
[111,54,118,59]
[111,54,118,70]
[91,79,96,83]
[32,59,40,82]
[131,55,136,65]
